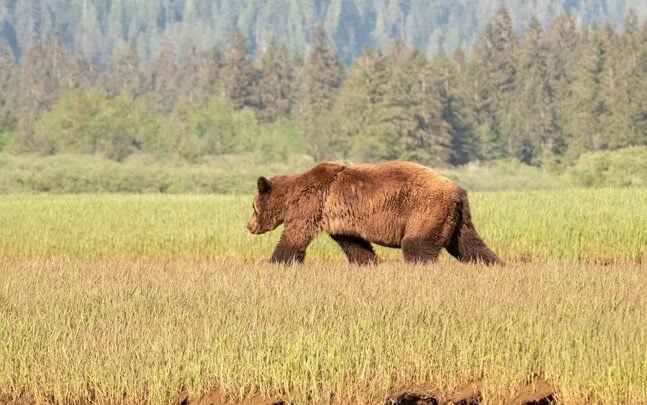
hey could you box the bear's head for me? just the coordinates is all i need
[247,176,284,234]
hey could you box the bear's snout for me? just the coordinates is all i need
[247,217,261,234]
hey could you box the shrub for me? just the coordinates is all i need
[565,146,647,187]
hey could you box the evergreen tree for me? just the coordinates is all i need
[174,47,225,106]
[221,29,258,110]
[145,35,178,114]
[105,39,143,97]
[3,0,647,68]
[332,47,389,161]
[635,19,647,145]
[296,27,344,160]
[510,16,560,166]
[256,40,295,123]
[14,41,60,152]
[201,48,226,103]
[470,6,518,160]
[378,41,452,166]
[175,41,215,104]
[601,11,647,150]
[564,26,609,161]
[429,49,477,166]
[543,12,579,164]
[0,39,17,147]
[1,4,645,168]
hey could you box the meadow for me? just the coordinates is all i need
[0,189,646,404]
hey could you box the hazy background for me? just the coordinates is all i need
[0,0,646,193]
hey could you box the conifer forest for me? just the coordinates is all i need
[0,1,646,189]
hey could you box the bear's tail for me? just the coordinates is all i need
[447,191,502,265]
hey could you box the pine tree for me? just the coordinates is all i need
[256,39,295,123]
[564,26,609,161]
[378,41,451,166]
[470,6,518,161]
[145,35,178,114]
[14,40,62,152]
[543,12,579,165]
[510,16,560,166]
[221,28,258,110]
[174,46,225,105]
[601,11,647,149]
[429,49,477,166]
[0,39,17,134]
[201,48,226,102]
[332,47,389,161]
[296,27,344,160]
[105,38,143,97]
[600,20,639,149]
[634,19,647,145]
[175,41,215,104]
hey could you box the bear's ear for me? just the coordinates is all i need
[257,176,271,194]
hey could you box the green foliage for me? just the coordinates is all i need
[32,88,162,161]
[256,40,296,123]
[221,29,258,111]
[442,159,565,192]
[565,146,647,187]
[332,47,389,161]
[296,27,344,160]
[164,96,305,161]
[378,43,452,166]
[0,153,313,194]
[3,147,645,194]
[3,0,645,65]
[471,7,518,161]
[0,7,645,179]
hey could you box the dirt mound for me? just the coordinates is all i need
[506,378,555,405]
[384,378,554,405]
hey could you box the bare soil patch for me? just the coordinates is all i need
[383,378,553,405]
[176,379,554,404]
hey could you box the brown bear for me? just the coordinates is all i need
[247,161,501,265]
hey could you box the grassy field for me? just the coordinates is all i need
[0,189,646,404]
[0,188,645,263]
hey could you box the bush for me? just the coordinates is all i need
[2,149,645,194]
[565,146,647,187]
[441,159,564,191]
[0,153,315,194]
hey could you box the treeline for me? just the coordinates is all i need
[0,7,646,169]
[2,0,644,64]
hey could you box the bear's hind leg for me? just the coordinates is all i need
[330,234,379,265]
[402,203,460,264]
[401,238,442,264]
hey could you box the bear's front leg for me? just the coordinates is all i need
[270,224,316,264]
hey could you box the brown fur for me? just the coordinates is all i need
[247,161,501,265]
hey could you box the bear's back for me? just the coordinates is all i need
[340,161,456,194]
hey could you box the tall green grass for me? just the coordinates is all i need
[0,189,644,263]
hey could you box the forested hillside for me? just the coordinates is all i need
[0,4,646,194]
[1,0,646,64]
